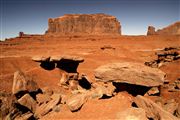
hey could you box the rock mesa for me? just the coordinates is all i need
[46,13,121,35]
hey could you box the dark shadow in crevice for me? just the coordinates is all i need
[78,77,91,90]
[112,82,151,96]
[71,105,83,112]
[15,91,28,99]
[100,94,112,99]
[131,102,138,107]
[29,89,42,100]
[56,60,79,73]
[40,61,55,70]
[15,103,30,114]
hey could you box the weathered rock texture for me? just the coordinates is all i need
[134,95,179,120]
[46,13,121,35]
[147,21,180,35]
[94,62,166,87]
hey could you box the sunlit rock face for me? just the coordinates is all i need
[46,13,121,36]
[147,22,180,35]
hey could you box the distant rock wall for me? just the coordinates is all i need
[147,22,180,35]
[46,13,121,35]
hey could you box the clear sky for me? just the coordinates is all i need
[0,0,179,40]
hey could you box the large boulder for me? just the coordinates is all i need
[94,62,166,87]
[46,13,121,36]
[134,95,179,120]
[12,71,39,95]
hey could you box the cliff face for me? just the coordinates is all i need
[46,14,121,35]
[147,22,180,35]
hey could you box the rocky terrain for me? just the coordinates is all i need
[0,14,180,120]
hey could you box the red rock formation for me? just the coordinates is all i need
[147,22,180,35]
[156,22,180,35]
[46,13,121,35]
[147,26,156,35]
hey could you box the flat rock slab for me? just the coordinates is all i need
[32,56,50,62]
[94,62,166,87]
[50,55,84,62]
[32,55,84,63]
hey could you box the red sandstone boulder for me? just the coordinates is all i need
[94,62,166,87]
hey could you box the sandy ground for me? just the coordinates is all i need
[0,35,180,119]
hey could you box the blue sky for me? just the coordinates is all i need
[0,0,180,40]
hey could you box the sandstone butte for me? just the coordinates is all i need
[147,21,180,35]
[45,13,121,36]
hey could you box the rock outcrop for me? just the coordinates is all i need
[94,62,166,87]
[46,13,121,35]
[145,46,180,68]
[147,21,180,35]
[147,26,156,35]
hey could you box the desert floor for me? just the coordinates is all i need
[0,35,180,119]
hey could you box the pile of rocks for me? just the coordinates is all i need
[0,71,62,119]
[1,56,179,119]
[145,47,180,68]
[94,62,180,119]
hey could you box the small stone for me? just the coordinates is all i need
[145,87,159,96]
[66,93,88,112]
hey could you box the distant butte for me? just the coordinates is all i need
[45,13,121,36]
[147,21,180,35]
